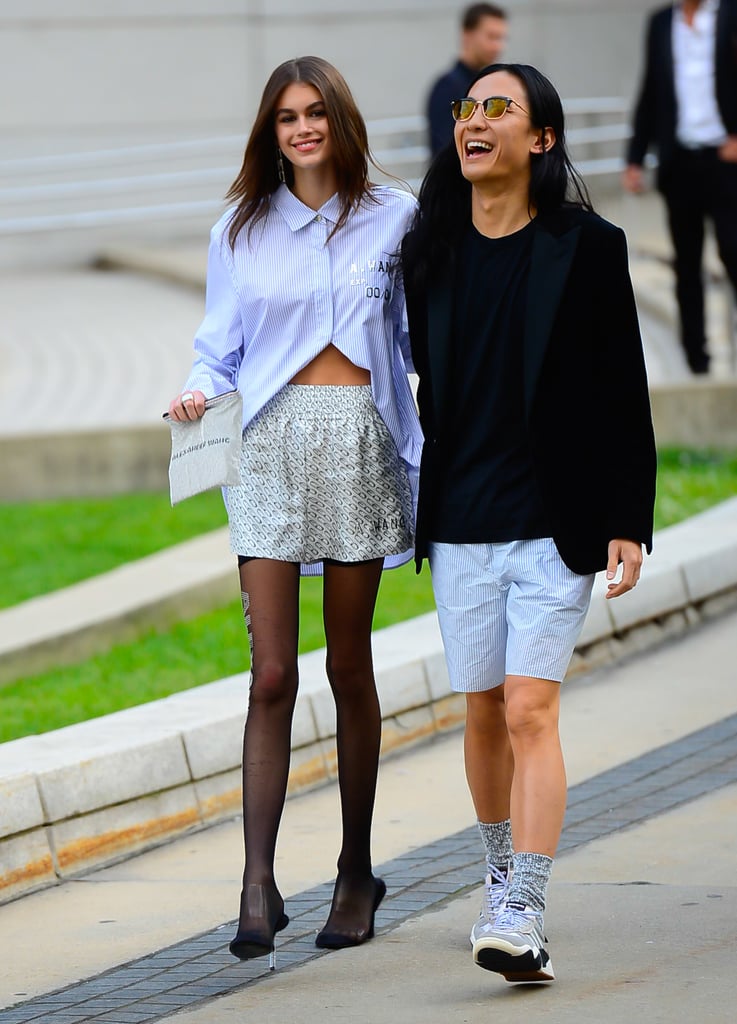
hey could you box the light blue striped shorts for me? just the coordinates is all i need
[428,539,595,692]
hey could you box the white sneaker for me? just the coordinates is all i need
[469,864,509,946]
[472,901,554,982]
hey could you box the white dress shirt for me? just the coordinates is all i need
[184,183,423,498]
[673,0,727,147]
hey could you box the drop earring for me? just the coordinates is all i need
[276,148,286,183]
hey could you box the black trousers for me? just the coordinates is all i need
[659,145,737,372]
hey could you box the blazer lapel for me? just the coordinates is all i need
[523,220,581,414]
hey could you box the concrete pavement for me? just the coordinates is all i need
[0,268,203,439]
[1,606,736,1022]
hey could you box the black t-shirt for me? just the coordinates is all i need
[430,220,551,542]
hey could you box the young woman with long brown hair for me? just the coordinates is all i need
[168,56,421,965]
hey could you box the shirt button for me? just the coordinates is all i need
[316,214,323,222]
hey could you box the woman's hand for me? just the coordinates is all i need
[168,390,206,422]
[604,538,643,599]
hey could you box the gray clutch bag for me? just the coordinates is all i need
[163,390,243,505]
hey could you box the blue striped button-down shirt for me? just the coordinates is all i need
[184,184,423,494]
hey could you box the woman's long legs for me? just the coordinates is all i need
[316,557,385,946]
[231,558,300,955]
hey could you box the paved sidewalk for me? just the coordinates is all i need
[0,268,202,437]
[1,607,736,1023]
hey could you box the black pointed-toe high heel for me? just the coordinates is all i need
[229,884,290,969]
[315,875,387,950]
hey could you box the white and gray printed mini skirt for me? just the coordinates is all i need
[224,384,414,568]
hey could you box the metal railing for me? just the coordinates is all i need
[0,100,632,237]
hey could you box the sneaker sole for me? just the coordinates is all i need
[473,942,554,983]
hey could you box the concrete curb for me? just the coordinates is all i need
[1,497,737,904]
[0,424,171,503]
[0,529,238,687]
[649,379,737,447]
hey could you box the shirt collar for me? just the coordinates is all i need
[675,0,717,18]
[272,184,343,232]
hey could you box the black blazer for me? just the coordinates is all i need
[627,0,737,179]
[402,207,657,576]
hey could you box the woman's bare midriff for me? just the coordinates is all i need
[289,343,370,385]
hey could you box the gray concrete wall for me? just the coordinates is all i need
[2,1,655,156]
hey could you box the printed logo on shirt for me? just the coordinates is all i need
[350,257,394,300]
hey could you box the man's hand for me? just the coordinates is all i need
[605,539,644,599]
[622,165,646,193]
[718,135,737,163]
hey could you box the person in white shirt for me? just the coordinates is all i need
[624,0,737,374]
[168,56,422,965]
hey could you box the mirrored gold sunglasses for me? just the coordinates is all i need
[451,96,530,121]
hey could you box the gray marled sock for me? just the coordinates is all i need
[506,852,553,913]
[477,819,513,875]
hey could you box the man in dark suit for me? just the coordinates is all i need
[426,4,508,157]
[404,63,656,985]
[624,0,737,374]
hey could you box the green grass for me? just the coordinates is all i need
[655,447,737,529]
[0,490,226,610]
[0,560,435,743]
[1,446,735,743]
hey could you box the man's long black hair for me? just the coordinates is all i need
[405,63,592,292]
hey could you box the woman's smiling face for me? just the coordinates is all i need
[275,82,333,174]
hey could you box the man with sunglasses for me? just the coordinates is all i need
[403,64,656,985]
[426,4,508,157]
[624,0,737,375]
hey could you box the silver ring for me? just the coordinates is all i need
[181,391,194,404]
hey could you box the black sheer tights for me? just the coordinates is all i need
[236,556,384,944]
